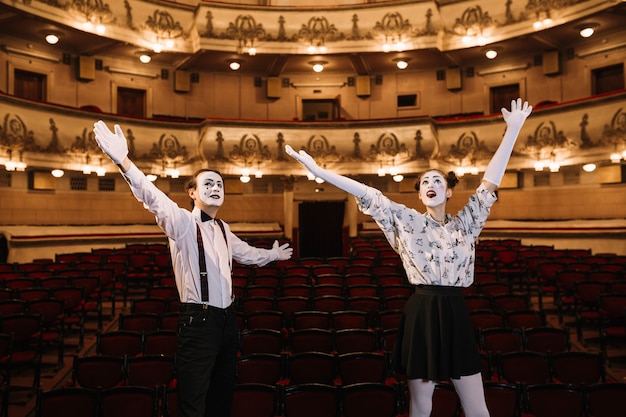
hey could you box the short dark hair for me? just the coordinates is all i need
[414,169,459,192]
[187,169,223,208]
[186,168,223,191]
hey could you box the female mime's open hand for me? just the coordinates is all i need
[285,144,367,198]
[501,98,532,130]
[285,145,323,177]
[483,98,533,188]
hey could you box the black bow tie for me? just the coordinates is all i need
[200,211,213,222]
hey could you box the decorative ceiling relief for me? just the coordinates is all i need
[366,132,409,162]
[1,114,38,152]
[229,134,272,166]
[302,135,342,165]
[520,120,576,170]
[146,133,187,161]
[601,108,626,147]
[69,127,100,155]
[225,15,266,54]
[441,131,491,170]
[144,9,186,47]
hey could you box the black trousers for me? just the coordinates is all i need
[176,303,239,417]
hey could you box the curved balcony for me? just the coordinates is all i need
[1,90,624,180]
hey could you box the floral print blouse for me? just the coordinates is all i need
[356,183,497,287]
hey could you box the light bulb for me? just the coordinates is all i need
[582,163,596,172]
[485,49,498,59]
[45,34,60,45]
[579,27,595,38]
[396,60,408,70]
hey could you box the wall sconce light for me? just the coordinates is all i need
[314,177,325,184]
[146,174,158,182]
[610,151,624,163]
[548,161,560,172]
[229,61,241,71]
[240,167,251,183]
[307,44,328,54]
[392,174,404,182]
[4,150,26,171]
[51,169,64,178]
[393,58,410,70]
[310,60,328,73]
[533,11,552,30]
[96,166,106,176]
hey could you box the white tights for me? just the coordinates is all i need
[407,372,490,417]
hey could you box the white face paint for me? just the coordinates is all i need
[419,171,448,207]
[195,171,224,208]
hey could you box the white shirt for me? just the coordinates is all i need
[356,183,497,287]
[122,163,280,308]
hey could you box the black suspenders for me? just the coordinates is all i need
[196,219,229,302]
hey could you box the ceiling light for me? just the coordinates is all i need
[51,169,64,178]
[146,174,158,182]
[45,33,60,45]
[578,23,598,38]
[580,27,594,38]
[139,53,152,64]
[485,49,498,59]
[229,61,241,71]
[393,58,410,70]
[309,60,328,73]
[392,174,404,182]
[582,163,596,172]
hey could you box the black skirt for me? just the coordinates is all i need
[392,285,481,380]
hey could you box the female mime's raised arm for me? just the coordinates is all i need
[285,145,368,198]
[482,98,532,192]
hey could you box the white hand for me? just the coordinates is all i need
[484,98,532,187]
[285,145,322,177]
[501,98,532,130]
[286,144,367,198]
[272,240,293,261]
[93,120,129,164]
